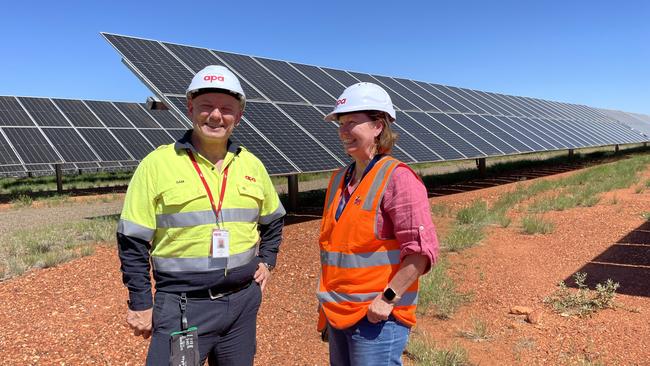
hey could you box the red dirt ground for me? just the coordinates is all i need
[0,162,649,365]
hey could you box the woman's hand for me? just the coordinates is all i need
[366,293,394,323]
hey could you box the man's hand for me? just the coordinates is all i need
[366,293,394,323]
[126,308,153,339]
[254,263,271,292]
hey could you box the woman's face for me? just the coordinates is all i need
[337,112,383,161]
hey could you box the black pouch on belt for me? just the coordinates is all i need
[170,293,200,366]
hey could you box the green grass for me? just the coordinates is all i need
[521,215,555,235]
[457,318,491,342]
[0,216,117,280]
[431,203,453,217]
[544,272,620,317]
[443,224,485,252]
[405,334,473,366]
[417,258,471,319]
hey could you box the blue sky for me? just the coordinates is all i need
[1,0,648,114]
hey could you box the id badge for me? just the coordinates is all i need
[170,327,200,366]
[211,229,230,258]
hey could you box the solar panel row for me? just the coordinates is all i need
[0,96,188,176]
[102,33,648,176]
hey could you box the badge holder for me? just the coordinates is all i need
[170,293,200,366]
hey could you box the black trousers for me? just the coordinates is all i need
[146,282,262,365]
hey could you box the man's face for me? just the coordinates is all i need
[187,93,243,144]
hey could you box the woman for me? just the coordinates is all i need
[317,82,439,366]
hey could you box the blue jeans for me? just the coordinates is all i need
[327,316,411,366]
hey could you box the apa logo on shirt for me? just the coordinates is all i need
[353,196,362,205]
[245,175,256,182]
[176,179,185,184]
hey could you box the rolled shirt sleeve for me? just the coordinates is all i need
[378,166,439,273]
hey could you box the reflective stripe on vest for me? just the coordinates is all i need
[324,168,346,212]
[152,246,256,272]
[156,208,259,228]
[320,249,401,268]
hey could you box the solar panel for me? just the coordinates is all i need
[18,97,71,127]
[321,68,360,89]
[145,107,187,129]
[471,115,534,152]
[41,128,99,162]
[230,120,298,175]
[77,128,132,161]
[244,102,342,172]
[162,42,264,101]
[103,34,192,94]
[290,64,345,100]
[455,114,517,154]
[53,99,104,127]
[255,58,334,105]
[99,33,648,179]
[439,86,488,115]
[3,127,61,163]
[0,131,22,165]
[276,103,349,163]
[407,112,483,158]
[376,76,437,111]
[114,102,160,128]
[0,96,35,126]
[140,129,176,148]
[110,129,155,160]
[426,84,473,114]
[429,113,498,155]
[212,51,304,103]
[85,101,134,127]
[394,112,461,161]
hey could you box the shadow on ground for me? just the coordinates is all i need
[566,220,650,297]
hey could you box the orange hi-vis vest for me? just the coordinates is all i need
[317,156,419,331]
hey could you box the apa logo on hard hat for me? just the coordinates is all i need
[203,75,225,83]
[336,98,347,106]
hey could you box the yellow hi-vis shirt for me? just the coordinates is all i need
[118,139,285,273]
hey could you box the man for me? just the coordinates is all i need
[117,65,285,365]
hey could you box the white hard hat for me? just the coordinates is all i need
[324,82,396,122]
[186,65,246,109]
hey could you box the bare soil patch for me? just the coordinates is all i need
[0,164,648,365]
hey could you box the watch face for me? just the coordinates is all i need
[383,287,397,301]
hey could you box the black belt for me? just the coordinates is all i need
[184,280,253,300]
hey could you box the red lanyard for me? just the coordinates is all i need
[187,149,229,225]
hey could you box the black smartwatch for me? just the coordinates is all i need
[382,287,399,303]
